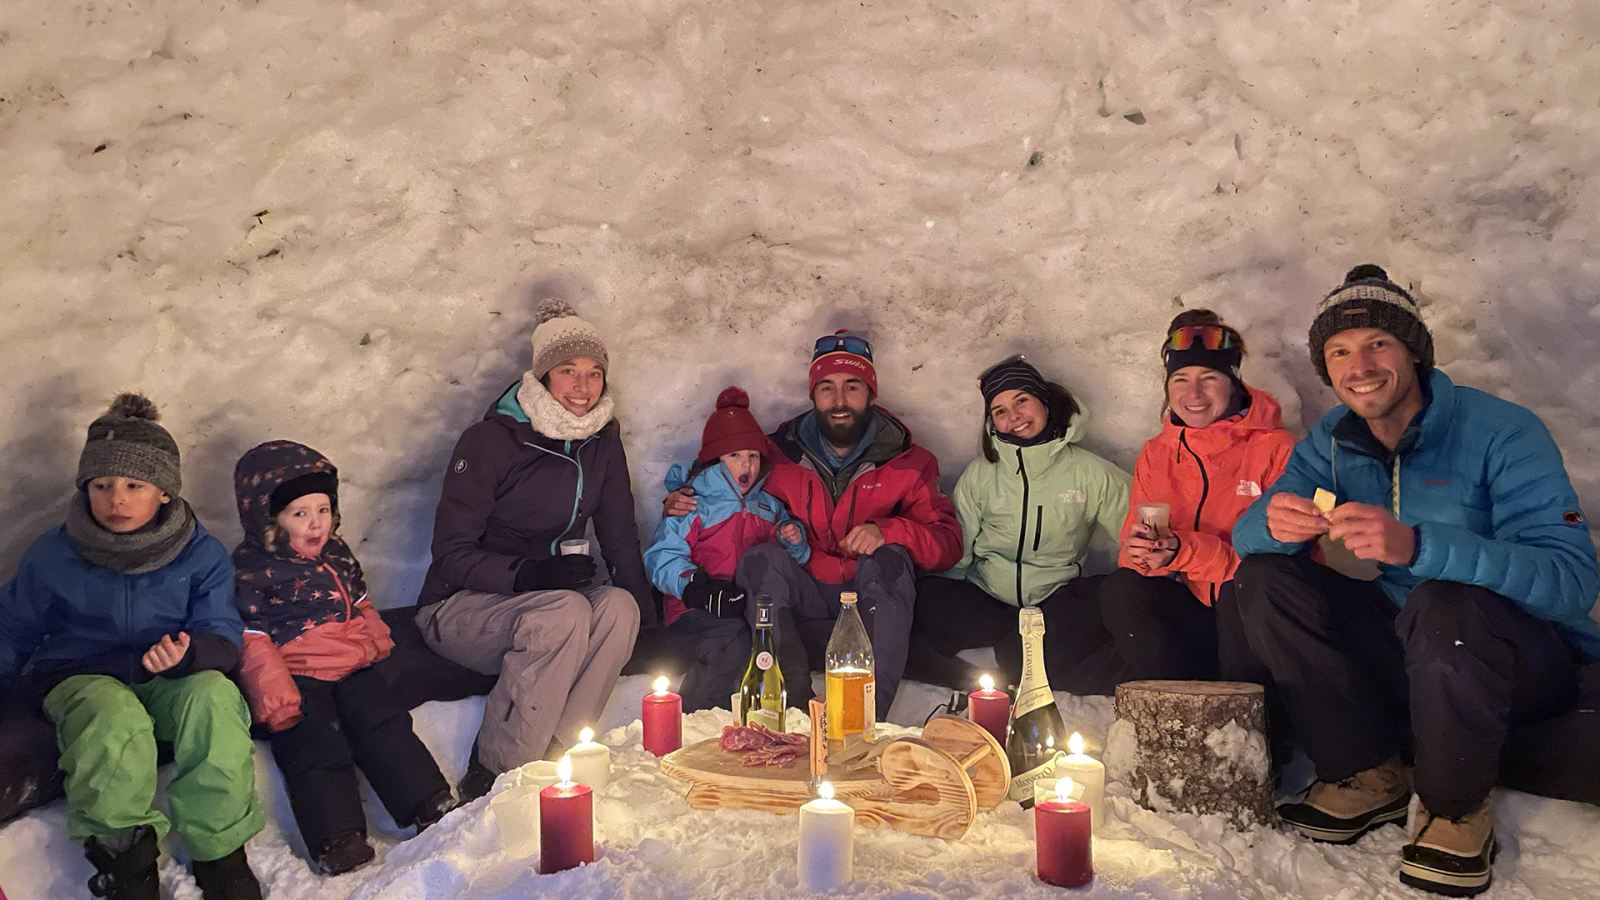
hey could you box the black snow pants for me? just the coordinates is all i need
[268,658,449,853]
[1231,553,1581,817]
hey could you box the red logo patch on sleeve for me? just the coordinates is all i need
[1564,510,1585,526]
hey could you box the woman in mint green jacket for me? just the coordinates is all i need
[906,357,1132,695]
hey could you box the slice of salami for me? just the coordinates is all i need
[719,725,767,752]
[741,745,804,767]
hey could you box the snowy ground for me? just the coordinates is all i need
[5,674,1600,900]
[5,0,1600,897]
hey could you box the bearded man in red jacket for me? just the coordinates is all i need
[664,330,963,719]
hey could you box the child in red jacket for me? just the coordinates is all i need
[232,441,451,875]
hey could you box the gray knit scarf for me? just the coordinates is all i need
[65,494,196,574]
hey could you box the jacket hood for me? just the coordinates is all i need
[990,396,1089,460]
[663,459,772,507]
[492,381,529,423]
[1154,385,1286,455]
[234,440,339,549]
[780,405,914,465]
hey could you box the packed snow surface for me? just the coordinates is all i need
[4,0,1600,897]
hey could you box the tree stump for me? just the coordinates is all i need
[1108,680,1273,829]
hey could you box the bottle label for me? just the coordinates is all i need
[1012,684,1054,719]
[756,651,774,671]
[1007,751,1063,802]
[750,707,783,731]
[862,680,875,731]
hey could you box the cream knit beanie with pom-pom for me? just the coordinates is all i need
[529,298,609,379]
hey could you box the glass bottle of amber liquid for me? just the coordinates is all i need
[824,591,874,749]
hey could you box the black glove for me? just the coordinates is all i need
[680,568,748,619]
[514,554,597,592]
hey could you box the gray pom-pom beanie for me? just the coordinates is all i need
[76,392,182,497]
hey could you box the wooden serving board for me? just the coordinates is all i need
[659,715,1010,841]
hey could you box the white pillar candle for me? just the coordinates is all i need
[566,727,611,790]
[1055,732,1106,830]
[489,760,562,856]
[798,781,854,891]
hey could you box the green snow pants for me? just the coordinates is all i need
[43,672,265,861]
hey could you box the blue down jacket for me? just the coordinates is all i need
[0,523,242,682]
[1234,369,1600,660]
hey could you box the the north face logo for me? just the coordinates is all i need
[1059,490,1084,503]
[1236,480,1262,497]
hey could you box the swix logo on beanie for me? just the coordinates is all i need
[809,328,879,395]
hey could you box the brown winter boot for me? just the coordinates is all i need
[1278,754,1410,844]
[1399,799,1496,897]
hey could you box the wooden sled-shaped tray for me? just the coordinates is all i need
[659,715,1010,840]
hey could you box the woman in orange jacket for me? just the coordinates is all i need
[1098,310,1298,681]
[232,441,452,875]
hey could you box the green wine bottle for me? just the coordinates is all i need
[1006,606,1067,805]
[739,595,786,730]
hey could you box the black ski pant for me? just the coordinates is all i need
[906,574,1129,697]
[1232,553,1580,817]
[268,659,449,853]
[736,542,916,719]
[1098,568,1219,681]
[666,609,751,713]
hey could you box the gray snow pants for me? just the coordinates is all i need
[736,542,915,720]
[415,586,640,773]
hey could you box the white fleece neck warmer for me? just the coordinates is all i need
[517,374,616,441]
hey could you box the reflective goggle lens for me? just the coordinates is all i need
[1164,325,1237,352]
[813,334,873,360]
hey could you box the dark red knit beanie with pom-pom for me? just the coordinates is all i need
[698,386,770,463]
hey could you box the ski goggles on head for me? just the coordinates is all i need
[812,332,874,362]
[1163,325,1239,354]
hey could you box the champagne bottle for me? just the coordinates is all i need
[739,595,786,731]
[824,591,875,747]
[1006,606,1067,805]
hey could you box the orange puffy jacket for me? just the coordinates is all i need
[1118,386,1298,605]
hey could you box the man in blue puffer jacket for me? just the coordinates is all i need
[1231,265,1599,898]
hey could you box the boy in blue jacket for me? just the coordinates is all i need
[1231,266,1599,897]
[645,387,808,711]
[0,395,264,900]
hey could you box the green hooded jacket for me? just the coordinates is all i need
[944,408,1131,608]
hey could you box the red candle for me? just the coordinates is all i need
[968,674,1010,745]
[1036,780,1092,888]
[539,759,594,875]
[642,676,683,757]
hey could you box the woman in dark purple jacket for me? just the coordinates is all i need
[416,299,649,799]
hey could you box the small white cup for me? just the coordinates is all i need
[559,539,590,556]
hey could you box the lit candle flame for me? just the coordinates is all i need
[579,726,594,744]
[558,754,573,786]
[979,673,995,692]
[819,781,834,801]
[1057,776,1075,804]
[653,675,670,695]
[1069,732,1085,756]
[1046,733,1054,749]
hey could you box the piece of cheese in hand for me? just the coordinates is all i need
[1313,488,1337,515]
